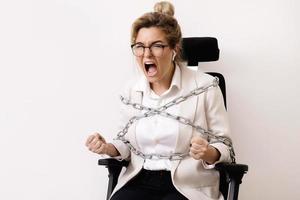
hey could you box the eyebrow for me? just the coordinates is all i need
[134,40,165,46]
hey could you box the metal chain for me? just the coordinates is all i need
[114,77,235,163]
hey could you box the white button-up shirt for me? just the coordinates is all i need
[135,65,181,171]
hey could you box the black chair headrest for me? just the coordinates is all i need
[181,37,220,66]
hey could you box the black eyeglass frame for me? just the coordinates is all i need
[130,43,169,57]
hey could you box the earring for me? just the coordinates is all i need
[172,51,177,61]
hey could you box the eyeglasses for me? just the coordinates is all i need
[131,43,169,57]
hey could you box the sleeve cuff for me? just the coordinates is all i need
[202,160,216,169]
[209,143,232,163]
[98,154,123,161]
[111,139,131,160]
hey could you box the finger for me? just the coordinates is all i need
[93,140,102,149]
[91,134,105,146]
[191,137,207,146]
[85,135,95,146]
[191,144,208,153]
[90,137,99,146]
[90,142,101,153]
[190,147,198,154]
[190,147,203,154]
[93,132,100,137]
[88,145,94,152]
[190,149,205,159]
[87,139,99,150]
[96,144,106,154]
[190,145,208,154]
[97,135,106,144]
[191,143,203,149]
[189,151,202,160]
[88,141,97,151]
[189,151,194,158]
[93,133,106,144]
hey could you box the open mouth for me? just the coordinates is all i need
[144,62,158,77]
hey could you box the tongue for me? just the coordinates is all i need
[147,65,157,76]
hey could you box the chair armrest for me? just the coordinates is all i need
[98,158,129,200]
[98,158,129,167]
[215,163,248,200]
[215,163,248,179]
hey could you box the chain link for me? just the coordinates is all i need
[115,77,235,163]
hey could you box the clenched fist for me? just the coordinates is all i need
[189,136,220,164]
[85,133,120,157]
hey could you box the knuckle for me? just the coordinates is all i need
[195,154,201,160]
[95,142,100,149]
[90,148,95,152]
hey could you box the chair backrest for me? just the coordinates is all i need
[181,37,220,65]
[181,37,226,107]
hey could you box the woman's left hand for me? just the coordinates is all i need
[189,136,220,164]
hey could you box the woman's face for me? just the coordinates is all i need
[134,27,175,87]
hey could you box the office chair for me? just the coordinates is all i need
[98,37,248,200]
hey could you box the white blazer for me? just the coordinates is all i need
[111,66,232,200]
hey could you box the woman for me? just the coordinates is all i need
[86,2,234,200]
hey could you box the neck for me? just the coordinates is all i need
[150,63,175,96]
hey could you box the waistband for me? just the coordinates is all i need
[140,168,171,177]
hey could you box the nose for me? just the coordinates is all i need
[143,47,153,58]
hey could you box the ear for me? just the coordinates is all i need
[172,44,180,61]
[174,44,180,54]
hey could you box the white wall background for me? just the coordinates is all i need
[0,0,299,199]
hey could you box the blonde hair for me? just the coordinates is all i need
[154,1,175,16]
[131,1,182,64]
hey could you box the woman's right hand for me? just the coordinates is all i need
[85,133,108,154]
[85,132,120,157]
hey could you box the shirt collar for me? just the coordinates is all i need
[133,65,182,95]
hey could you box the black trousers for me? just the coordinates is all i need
[110,168,188,200]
